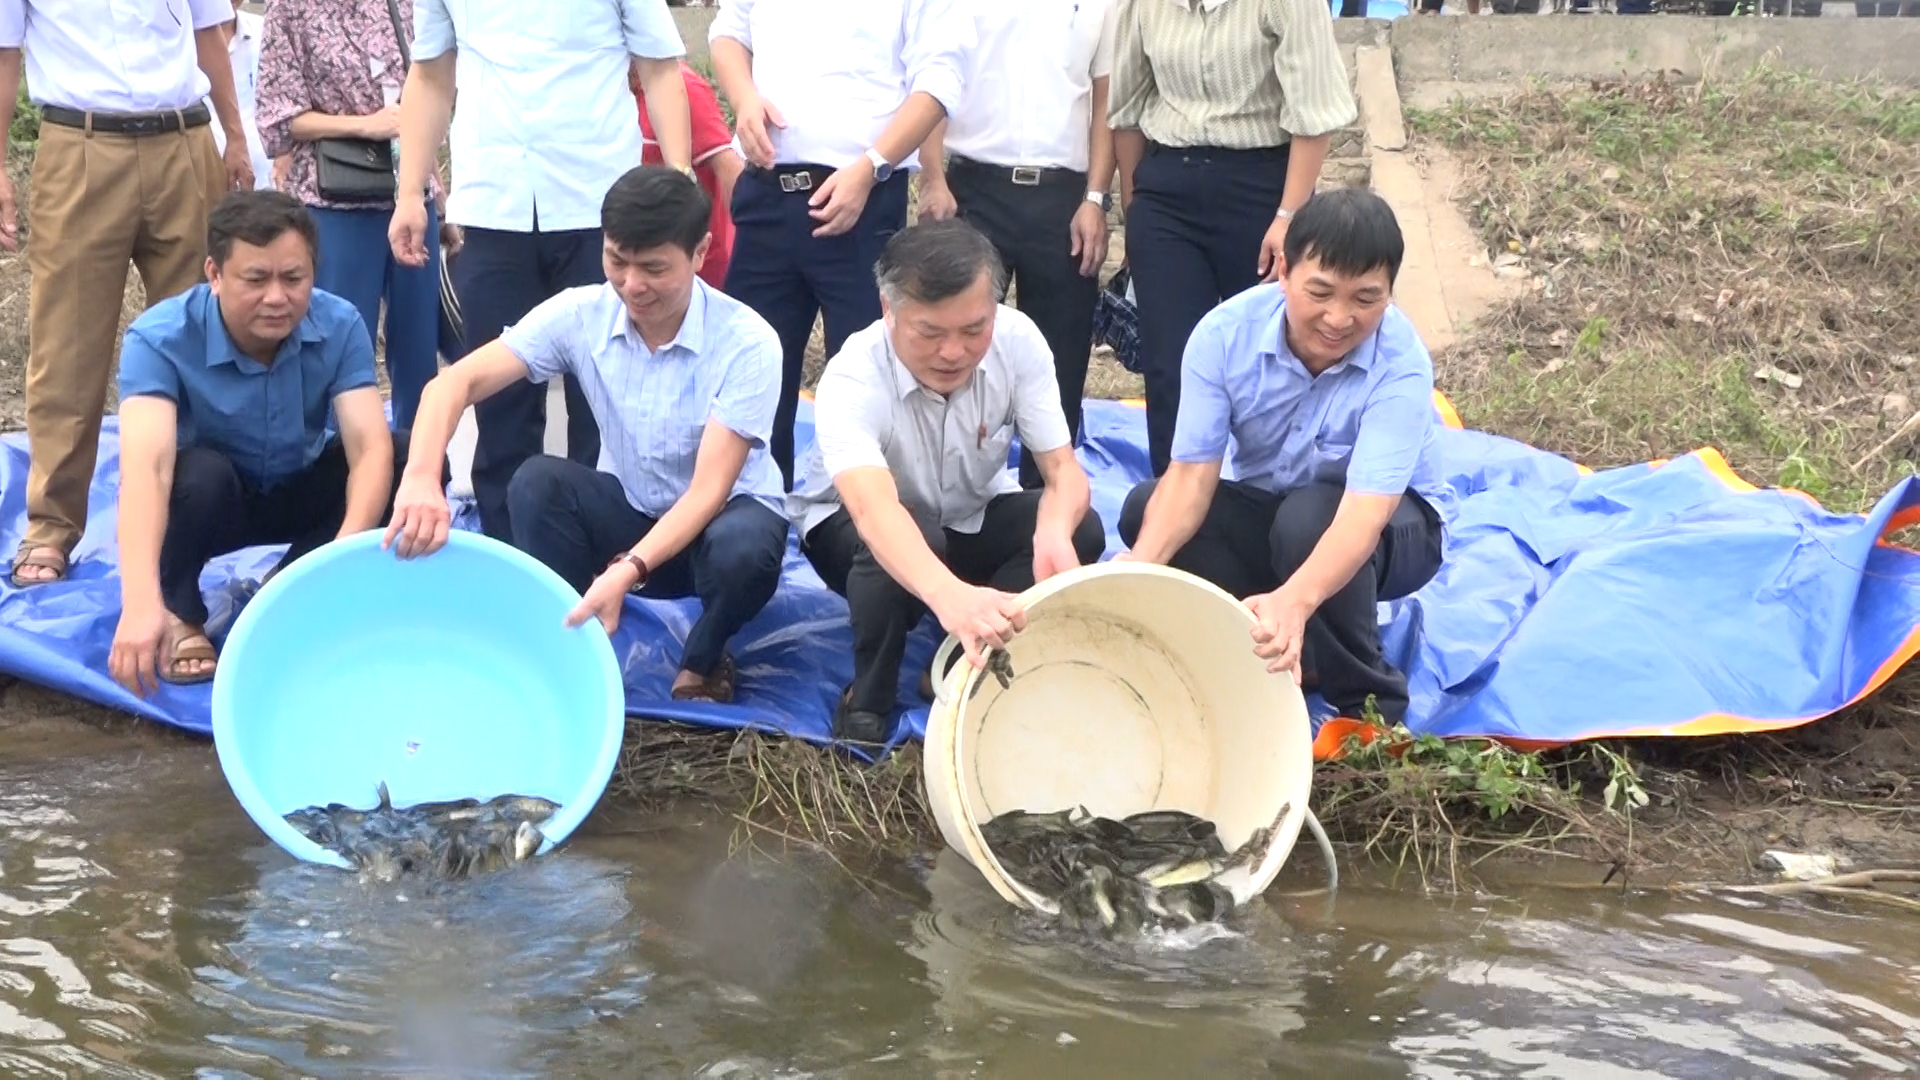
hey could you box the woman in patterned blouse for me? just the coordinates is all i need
[1108,0,1359,477]
[255,0,452,429]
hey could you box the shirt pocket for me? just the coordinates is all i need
[1310,437,1354,486]
[966,408,1019,493]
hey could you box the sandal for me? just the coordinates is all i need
[160,619,219,685]
[9,544,68,588]
[670,653,737,704]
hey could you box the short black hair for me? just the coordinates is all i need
[873,217,1006,305]
[1281,187,1405,286]
[207,190,317,268]
[601,165,712,256]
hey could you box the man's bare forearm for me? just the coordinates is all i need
[634,56,691,170]
[1278,493,1396,610]
[397,57,456,203]
[194,28,245,144]
[707,38,758,114]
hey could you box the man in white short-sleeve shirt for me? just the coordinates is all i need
[918,0,1119,489]
[386,167,791,706]
[788,218,1107,744]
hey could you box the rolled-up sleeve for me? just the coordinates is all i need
[711,319,782,448]
[901,0,973,118]
[117,331,184,404]
[814,364,892,478]
[1346,332,1436,497]
[620,0,684,60]
[411,0,455,61]
[1007,319,1072,457]
[1271,0,1356,137]
[500,291,586,384]
[187,0,232,31]
[1106,0,1152,129]
[252,7,305,159]
[708,0,753,49]
[0,1,27,47]
[1168,314,1233,466]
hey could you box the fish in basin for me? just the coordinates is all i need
[284,782,560,882]
[978,803,1291,939]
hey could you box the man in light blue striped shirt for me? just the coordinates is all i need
[1118,188,1446,726]
[385,167,791,705]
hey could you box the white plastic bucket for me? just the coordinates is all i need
[922,560,1316,914]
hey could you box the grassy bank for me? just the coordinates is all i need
[609,68,1920,894]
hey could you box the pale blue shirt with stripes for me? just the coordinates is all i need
[500,279,788,519]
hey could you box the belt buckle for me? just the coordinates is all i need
[778,171,813,193]
[1010,166,1041,186]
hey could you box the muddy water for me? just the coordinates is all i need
[3,710,1918,1079]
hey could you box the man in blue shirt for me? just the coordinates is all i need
[708,0,974,490]
[1117,187,1447,725]
[384,167,791,705]
[109,191,427,695]
[388,0,692,546]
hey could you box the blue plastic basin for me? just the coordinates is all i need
[211,529,626,870]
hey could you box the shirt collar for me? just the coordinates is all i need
[1169,0,1232,11]
[203,287,322,370]
[1261,295,1377,377]
[607,279,708,358]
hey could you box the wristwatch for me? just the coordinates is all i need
[608,551,650,592]
[865,147,894,183]
[1085,189,1111,212]
[1275,205,1296,221]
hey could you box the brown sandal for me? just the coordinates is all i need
[670,653,737,704]
[160,619,219,685]
[9,544,68,588]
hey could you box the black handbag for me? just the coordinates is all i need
[313,0,409,203]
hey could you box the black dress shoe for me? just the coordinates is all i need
[833,689,893,745]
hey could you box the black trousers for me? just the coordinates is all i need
[724,165,910,490]
[454,223,606,543]
[802,492,1107,714]
[1125,142,1290,476]
[504,455,791,677]
[945,156,1101,490]
[159,430,430,627]
[1119,479,1443,723]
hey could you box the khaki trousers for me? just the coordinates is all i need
[21,120,225,556]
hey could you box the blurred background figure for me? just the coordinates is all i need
[208,0,274,191]
[631,60,741,291]
[257,0,451,430]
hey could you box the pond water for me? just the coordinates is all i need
[3,712,1917,1078]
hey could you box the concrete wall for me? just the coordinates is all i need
[672,7,719,63]
[1390,14,1920,87]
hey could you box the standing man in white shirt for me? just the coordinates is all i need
[209,0,273,191]
[707,0,974,491]
[917,0,1117,492]
[787,219,1106,745]
[0,0,255,589]
[387,0,693,543]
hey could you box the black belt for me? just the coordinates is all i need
[746,163,835,194]
[948,155,1086,187]
[1144,140,1288,163]
[40,102,212,136]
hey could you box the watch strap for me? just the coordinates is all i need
[608,551,649,589]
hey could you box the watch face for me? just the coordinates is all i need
[874,161,894,181]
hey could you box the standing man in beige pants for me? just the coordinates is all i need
[0,0,253,588]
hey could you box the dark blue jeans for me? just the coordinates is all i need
[310,204,442,430]
[504,455,791,677]
[724,166,909,489]
[1125,142,1291,476]
[454,224,606,542]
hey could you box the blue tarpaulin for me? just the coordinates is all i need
[3,395,1918,748]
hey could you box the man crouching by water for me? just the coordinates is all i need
[1116,187,1447,726]
[383,166,791,704]
[111,191,426,694]
[788,218,1107,745]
